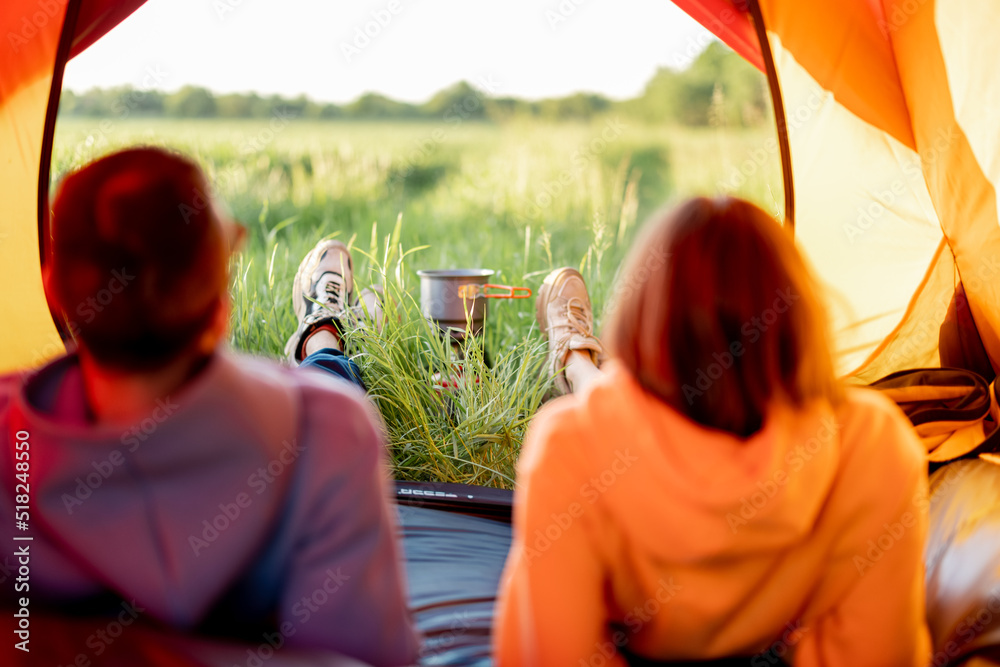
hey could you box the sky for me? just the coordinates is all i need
[62,0,715,104]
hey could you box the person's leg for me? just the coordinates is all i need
[300,348,367,390]
[564,349,602,393]
[284,239,382,391]
[536,267,606,395]
[284,239,355,365]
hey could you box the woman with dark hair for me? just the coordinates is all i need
[495,197,931,666]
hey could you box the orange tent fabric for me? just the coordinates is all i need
[677,0,1000,378]
[1,0,72,373]
[0,0,145,374]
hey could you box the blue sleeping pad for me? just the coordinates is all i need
[397,505,512,666]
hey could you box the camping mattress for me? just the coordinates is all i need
[398,505,512,666]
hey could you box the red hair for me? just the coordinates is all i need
[47,147,233,369]
[605,197,841,437]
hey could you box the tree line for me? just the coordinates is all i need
[59,43,768,127]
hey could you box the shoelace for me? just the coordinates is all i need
[319,272,345,312]
[563,296,593,337]
[548,295,595,341]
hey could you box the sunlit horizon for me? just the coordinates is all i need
[63,0,716,104]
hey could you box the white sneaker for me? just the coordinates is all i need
[536,267,605,394]
[284,240,355,363]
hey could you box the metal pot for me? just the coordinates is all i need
[417,269,531,338]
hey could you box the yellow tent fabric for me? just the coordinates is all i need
[767,33,944,373]
[0,4,66,374]
[890,0,1000,370]
[752,0,1000,378]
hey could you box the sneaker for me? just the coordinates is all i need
[284,240,355,363]
[536,267,606,394]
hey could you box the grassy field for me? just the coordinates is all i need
[52,116,781,487]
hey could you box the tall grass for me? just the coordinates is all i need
[341,218,553,487]
[52,117,782,487]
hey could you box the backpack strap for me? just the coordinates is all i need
[870,367,997,463]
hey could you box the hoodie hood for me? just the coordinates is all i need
[497,359,932,665]
[575,361,842,564]
[3,351,300,626]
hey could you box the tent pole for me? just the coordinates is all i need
[746,0,795,234]
[36,0,82,342]
[38,0,83,267]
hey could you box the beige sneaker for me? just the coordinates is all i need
[536,267,605,394]
[284,240,355,363]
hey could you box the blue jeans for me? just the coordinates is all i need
[299,348,366,391]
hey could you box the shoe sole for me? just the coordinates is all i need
[293,239,352,321]
[536,267,584,338]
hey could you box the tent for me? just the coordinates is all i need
[3,0,1000,664]
[2,0,1000,381]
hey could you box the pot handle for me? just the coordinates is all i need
[458,284,533,299]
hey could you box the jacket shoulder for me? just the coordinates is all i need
[838,387,920,448]
[835,385,926,481]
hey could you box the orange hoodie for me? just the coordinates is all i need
[494,362,931,667]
